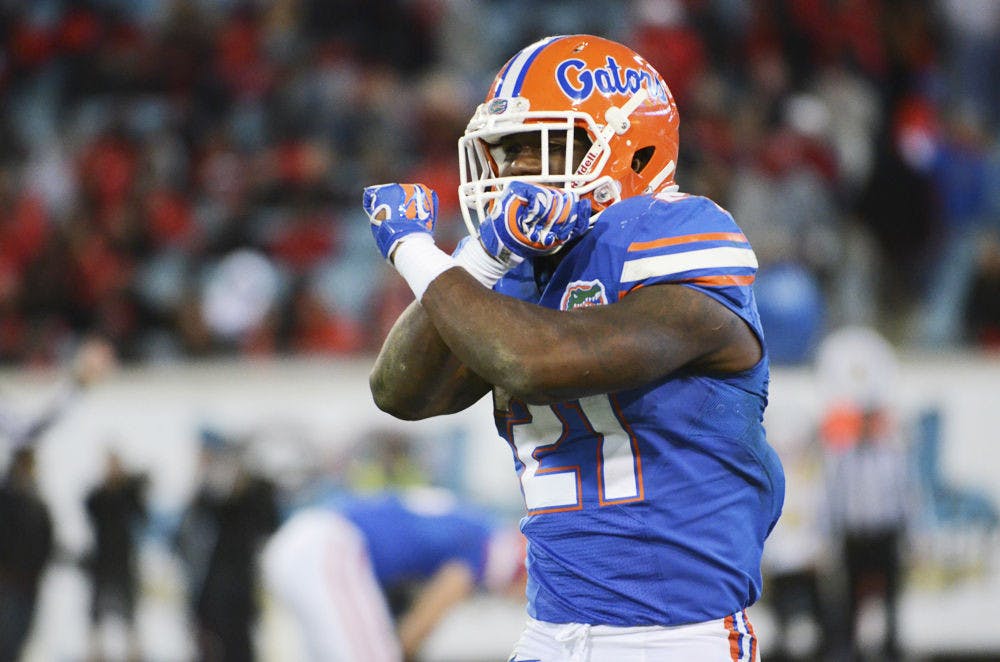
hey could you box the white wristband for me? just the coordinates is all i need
[453,238,520,288]
[391,234,456,301]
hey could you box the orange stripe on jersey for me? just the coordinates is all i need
[682,274,756,286]
[618,283,642,299]
[628,232,748,252]
[617,274,754,299]
[725,613,741,661]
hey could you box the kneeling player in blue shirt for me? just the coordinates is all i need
[263,487,525,661]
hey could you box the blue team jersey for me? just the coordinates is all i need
[331,490,496,589]
[492,192,785,626]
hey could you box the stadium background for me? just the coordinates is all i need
[1,0,999,660]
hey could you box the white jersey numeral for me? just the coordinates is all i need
[509,395,643,514]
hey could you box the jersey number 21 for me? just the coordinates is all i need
[503,394,644,514]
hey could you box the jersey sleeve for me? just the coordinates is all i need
[612,194,758,314]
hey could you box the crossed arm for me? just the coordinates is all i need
[370,265,761,419]
[364,182,760,419]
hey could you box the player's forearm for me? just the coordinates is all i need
[397,561,475,660]
[364,181,604,405]
[422,271,752,403]
[420,269,616,403]
[370,300,489,419]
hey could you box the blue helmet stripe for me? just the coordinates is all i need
[495,35,564,98]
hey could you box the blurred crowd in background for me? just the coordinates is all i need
[1,0,999,368]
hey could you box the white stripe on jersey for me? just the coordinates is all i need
[620,246,758,283]
[496,36,560,98]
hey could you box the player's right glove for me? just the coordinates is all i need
[362,183,439,262]
[479,181,591,266]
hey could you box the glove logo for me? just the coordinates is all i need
[561,279,607,310]
[403,185,434,223]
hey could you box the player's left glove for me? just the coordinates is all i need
[479,181,590,266]
[363,183,439,262]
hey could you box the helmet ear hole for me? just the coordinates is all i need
[632,146,655,174]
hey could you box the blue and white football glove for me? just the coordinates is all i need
[479,181,591,265]
[363,183,439,261]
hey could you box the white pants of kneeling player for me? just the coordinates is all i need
[508,611,760,662]
[261,508,402,662]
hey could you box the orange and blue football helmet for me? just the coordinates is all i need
[458,34,680,238]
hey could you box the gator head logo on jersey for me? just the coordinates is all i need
[561,279,608,310]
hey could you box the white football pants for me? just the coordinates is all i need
[262,508,402,662]
[508,610,761,662]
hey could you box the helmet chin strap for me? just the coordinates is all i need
[642,159,676,194]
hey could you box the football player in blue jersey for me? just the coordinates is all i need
[262,487,526,662]
[362,35,784,662]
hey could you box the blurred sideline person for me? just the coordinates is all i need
[174,430,280,662]
[0,336,115,661]
[0,446,52,662]
[343,428,431,493]
[0,336,116,452]
[363,35,784,661]
[262,486,526,662]
[759,406,833,662]
[816,326,914,662]
[84,448,149,662]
